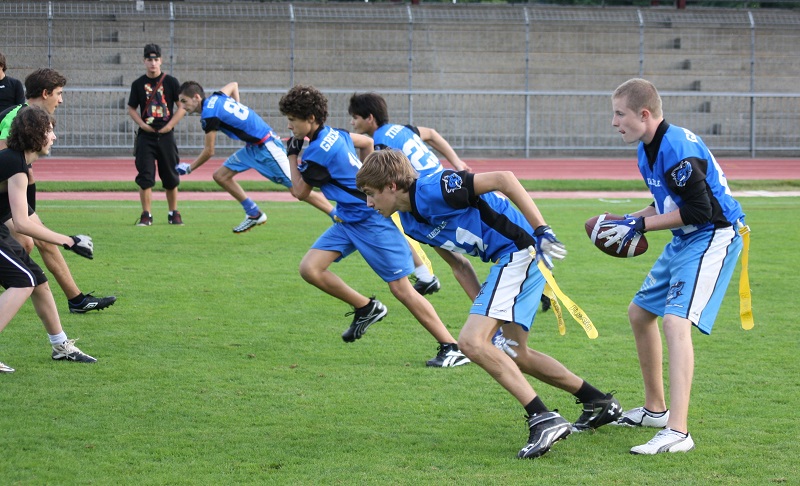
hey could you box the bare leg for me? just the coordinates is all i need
[387,277,455,343]
[165,187,178,213]
[213,166,248,203]
[139,187,152,214]
[662,314,694,434]
[30,282,64,336]
[298,249,370,309]
[0,287,35,333]
[629,302,668,413]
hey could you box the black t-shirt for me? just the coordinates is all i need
[127,73,181,131]
[0,147,30,226]
[0,76,25,113]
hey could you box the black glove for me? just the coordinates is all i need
[286,137,304,157]
[63,235,94,260]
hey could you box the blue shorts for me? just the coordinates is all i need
[633,226,742,334]
[471,248,545,331]
[222,137,292,188]
[311,211,414,283]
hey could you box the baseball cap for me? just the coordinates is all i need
[143,44,161,59]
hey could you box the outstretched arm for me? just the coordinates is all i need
[186,131,217,172]
[351,133,374,161]
[472,171,546,229]
[220,82,240,102]
[418,126,471,172]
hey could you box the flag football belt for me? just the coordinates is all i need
[737,220,754,330]
[535,258,599,339]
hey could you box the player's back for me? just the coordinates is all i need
[373,124,443,177]
[201,92,272,145]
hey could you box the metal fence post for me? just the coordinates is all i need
[169,2,175,72]
[290,4,296,88]
[47,1,53,68]
[749,11,756,157]
[524,7,531,158]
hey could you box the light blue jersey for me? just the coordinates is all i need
[373,124,444,177]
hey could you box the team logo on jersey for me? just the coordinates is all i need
[443,172,463,193]
[666,281,685,305]
[671,160,693,187]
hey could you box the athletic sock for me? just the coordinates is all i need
[241,198,260,218]
[644,407,668,417]
[48,332,68,346]
[524,396,549,417]
[68,294,86,305]
[573,380,606,403]
[414,264,433,283]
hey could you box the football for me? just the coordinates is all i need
[585,213,648,258]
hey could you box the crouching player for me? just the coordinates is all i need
[0,106,97,373]
[356,149,621,459]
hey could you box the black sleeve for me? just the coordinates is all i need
[12,79,24,105]
[201,117,221,133]
[298,160,331,188]
[439,170,477,209]
[665,157,712,225]
[127,78,142,109]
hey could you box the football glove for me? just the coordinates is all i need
[176,162,192,175]
[286,136,304,157]
[533,225,567,269]
[492,330,519,359]
[597,216,646,254]
[63,235,93,260]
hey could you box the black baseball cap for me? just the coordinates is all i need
[143,44,161,58]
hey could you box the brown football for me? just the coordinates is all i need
[585,213,648,258]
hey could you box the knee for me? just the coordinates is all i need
[298,260,317,284]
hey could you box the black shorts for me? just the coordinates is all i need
[0,232,47,289]
[134,130,180,190]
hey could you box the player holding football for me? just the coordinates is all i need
[176,81,333,233]
[278,85,469,368]
[356,149,622,459]
[599,78,747,454]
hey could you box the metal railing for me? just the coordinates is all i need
[1,1,798,156]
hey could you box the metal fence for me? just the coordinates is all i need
[1,1,799,156]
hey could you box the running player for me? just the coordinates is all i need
[176,81,333,233]
[348,92,478,299]
[356,149,621,458]
[278,85,469,368]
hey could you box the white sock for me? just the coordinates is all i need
[414,265,433,283]
[49,332,68,346]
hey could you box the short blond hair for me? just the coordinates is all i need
[357,149,418,192]
[613,78,662,118]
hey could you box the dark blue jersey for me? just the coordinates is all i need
[639,123,744,236]
[200,92,273,145]
[299,125,372,223]
[373,124,443,177]
[399,170,537,262]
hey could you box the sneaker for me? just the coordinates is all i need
[0,361,15,373]
[136,211,153,226]
[168,210,184,225]
[233,212,267,234]
[51,339,97,363]
[630,428,695,455]
[517,411,572,459]
[615,406,670,428]
[342,298,387,343]
[572,392,622,432]
[426,343,471,367]
[413,275,441,296]
[68,293,117,314]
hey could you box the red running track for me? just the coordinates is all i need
[33,156,800,201]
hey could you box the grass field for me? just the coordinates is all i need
[1,195,798,484]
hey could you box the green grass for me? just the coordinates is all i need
[35,178,800,194]
[1,197,798,484]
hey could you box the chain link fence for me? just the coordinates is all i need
[1,1,798,156]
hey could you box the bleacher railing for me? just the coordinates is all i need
[1,1,798,157]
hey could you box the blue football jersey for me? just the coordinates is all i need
[373,124,443,177]
[201,92,274,145]
[299,125,373,223]
[638,124,744,236]
[399,170,537,263]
